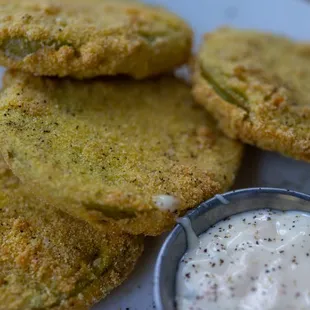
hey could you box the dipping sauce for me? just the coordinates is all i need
[176,209,310,310]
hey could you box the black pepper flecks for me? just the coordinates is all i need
[177,209,310,309]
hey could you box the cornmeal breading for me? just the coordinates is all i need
[0,72,243,235]
[193,28,310,162]
[0,0,192,78]
[0,157,143,310]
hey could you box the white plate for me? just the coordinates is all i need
[98,1,310,309]
[2,1,310,309]
[97,1,310,309]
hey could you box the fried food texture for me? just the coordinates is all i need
[193,28,310,162]
[0,0,192,79]
[0,157,143,310]
[0,72,243,235]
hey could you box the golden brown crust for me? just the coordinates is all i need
[0,157,143,310]
[0,71,243,235]
[0,0,192,79]
[193,28,310,162]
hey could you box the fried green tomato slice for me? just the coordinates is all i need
[0,157,143,310]
[0,72,243,235]
[0,0,192,79]
[193,28,310,162]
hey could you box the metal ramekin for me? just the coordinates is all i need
[154,187,310,310]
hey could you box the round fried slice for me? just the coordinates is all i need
[0,157,143,310]
[0,72,243,235]
[193,28,310,162]
[0,0,192,79]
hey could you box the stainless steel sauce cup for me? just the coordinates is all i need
[154,187,310,310]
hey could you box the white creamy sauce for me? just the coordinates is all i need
[153,195,180,212]
[215,194,230,205]
[177,217,199,251]
[176,209,310,310]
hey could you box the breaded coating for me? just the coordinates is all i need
[0,157,143,310]
[0,0,192,79]
[193,28,310,162]
[0,72,243,235]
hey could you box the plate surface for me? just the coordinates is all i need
[98,1,310,308]
[1,1,310,309]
